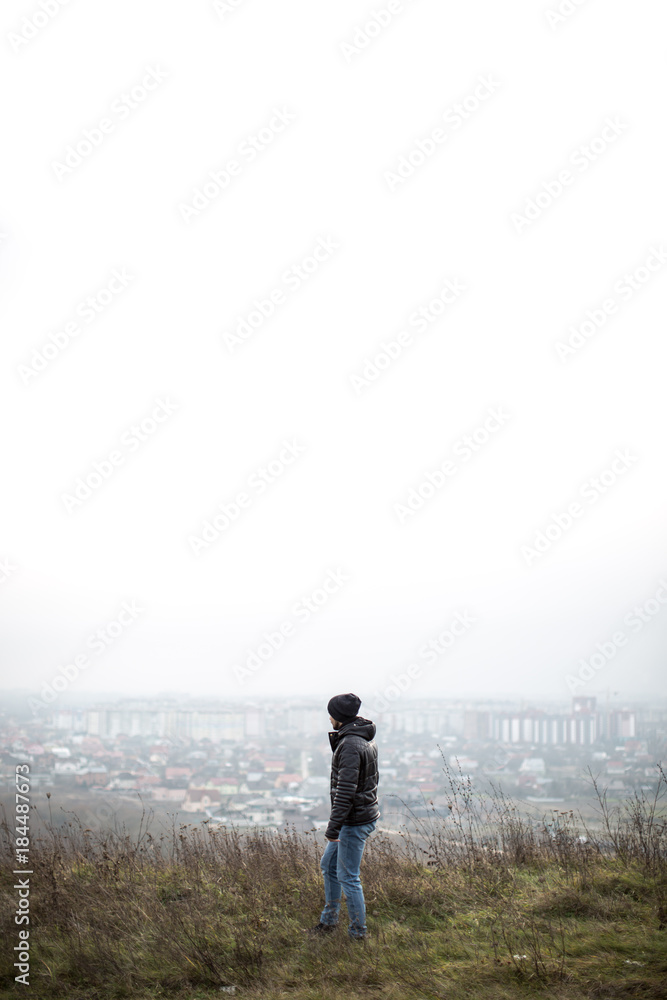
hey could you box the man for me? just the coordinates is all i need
[309,693,379,941]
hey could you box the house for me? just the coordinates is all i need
[165,766,193,781]
[244,773,276,794]
[263,759,286,772]
[54,760,80,775]
[136,774,160,788]
[182,788,222,813]
[231,800,285,826]
[75,766,108,786]
[274,773,302,789]
[108,771,138,790]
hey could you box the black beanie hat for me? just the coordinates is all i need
[327,693,361,724]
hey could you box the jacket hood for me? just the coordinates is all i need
[328,715,375,751]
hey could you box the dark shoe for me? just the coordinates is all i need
[306,922,337,936]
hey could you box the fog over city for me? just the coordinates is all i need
[1,0,666,709]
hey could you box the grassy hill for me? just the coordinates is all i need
[1,763,666,999]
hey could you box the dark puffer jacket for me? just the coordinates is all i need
[324,717,379,840]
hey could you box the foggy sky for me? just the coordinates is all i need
[1,0,665,708]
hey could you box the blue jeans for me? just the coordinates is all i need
[319,819,377,938]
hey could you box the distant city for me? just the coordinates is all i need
[2,695,665,834]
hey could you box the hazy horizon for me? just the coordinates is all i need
[2,0,666,709]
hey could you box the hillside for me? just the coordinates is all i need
[1,767,666,999]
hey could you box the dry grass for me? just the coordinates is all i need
[1,756,666,999]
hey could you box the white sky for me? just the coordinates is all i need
[1,0,665,710]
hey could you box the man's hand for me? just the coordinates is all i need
[325,837,340,842]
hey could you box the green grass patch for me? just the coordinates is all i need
[2,765,666,997]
